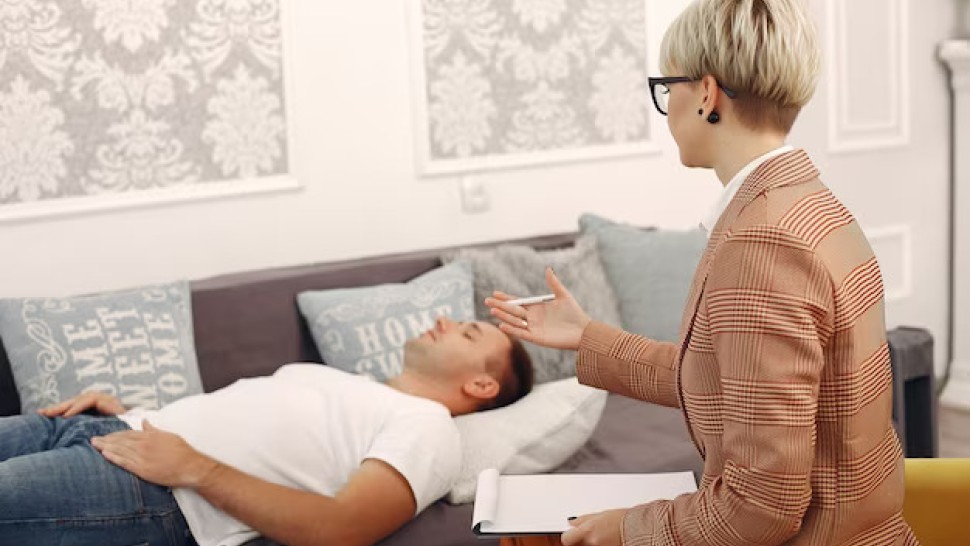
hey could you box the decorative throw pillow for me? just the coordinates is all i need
[442,236,622,384]
[0,281,204,414]
[579,213,707,342]
[447,377,608,504]
[297,261,475,382]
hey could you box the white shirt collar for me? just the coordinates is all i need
[699,145,794,237]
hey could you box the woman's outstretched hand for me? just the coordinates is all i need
[484,267,591,351]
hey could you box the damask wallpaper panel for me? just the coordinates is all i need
[410,0,658,175]
[0,0,295,220]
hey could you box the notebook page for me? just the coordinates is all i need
[473,471,697,535]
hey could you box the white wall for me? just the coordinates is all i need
[0,0,955,373]
[798,0,955,375]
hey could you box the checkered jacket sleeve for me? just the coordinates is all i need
[576,322,682,409]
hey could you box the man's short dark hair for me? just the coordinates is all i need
[482,336,534,411]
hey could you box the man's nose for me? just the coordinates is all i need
[435,316,453,333]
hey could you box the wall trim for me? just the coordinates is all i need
[941,365,970,411]
[865,224,913,303]
[826,0,910,153]
[0,176,301,224]
[406,0,662,177]
[0,0,303,224]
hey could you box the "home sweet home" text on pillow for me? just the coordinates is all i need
[0,281,203,414]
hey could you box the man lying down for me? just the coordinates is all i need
[0,316,533,546]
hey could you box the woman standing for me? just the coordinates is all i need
[485,1,918,545]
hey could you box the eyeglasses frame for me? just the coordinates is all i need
[647,76,738,116]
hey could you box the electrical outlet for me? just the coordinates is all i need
[459,175,490,214]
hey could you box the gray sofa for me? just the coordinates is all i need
[0,230,930,546]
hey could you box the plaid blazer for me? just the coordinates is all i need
[577,150,919,546]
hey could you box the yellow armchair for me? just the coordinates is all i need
[903,458,970,545]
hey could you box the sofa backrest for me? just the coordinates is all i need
[0,232,579,416]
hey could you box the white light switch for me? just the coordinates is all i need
[459,175,490,214]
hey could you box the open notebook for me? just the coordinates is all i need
[471,468,697,537]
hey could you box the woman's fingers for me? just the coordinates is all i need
[484,297,527,320]
[490,290,526,303]
[486,299,537,341]
[491,290,514,301]
[545,267,571,298]
[489,306,529,329]
[560,520,590,546]
[496,320,538,344]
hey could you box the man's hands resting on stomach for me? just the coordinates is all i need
[38,391,126,417]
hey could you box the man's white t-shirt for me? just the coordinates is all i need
[119,364,461,546]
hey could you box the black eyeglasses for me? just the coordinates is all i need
[648,76,737,116]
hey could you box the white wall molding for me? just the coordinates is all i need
[941,366,970,411]
[0,0,304,224]
[943,41,970,90]
[826,0,910,153]
[940,40,970,410]
[0,176,301,225]
[865,224,912,303]
[406,0,662,177]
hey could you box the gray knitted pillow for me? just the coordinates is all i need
[442,236,622,384]
[579,213,706,342]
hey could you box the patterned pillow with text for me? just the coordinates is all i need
[0,281,204,414]
[297,261,475,382]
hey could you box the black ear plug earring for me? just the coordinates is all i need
[707,111,720,124]
[697,108,703,115]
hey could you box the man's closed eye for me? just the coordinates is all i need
[464,323,483,341]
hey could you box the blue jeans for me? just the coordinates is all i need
[0,413,196,546]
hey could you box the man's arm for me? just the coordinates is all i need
[198,457,416,546]
[92,421,417,546]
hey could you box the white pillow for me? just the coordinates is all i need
[447,377,608,504]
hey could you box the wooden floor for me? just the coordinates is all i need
[939,405,970,458]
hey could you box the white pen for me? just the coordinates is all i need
[505,294,556,306]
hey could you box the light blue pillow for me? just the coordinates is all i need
[0,281,203,414]
[579,213,707,342]
[297,261,475,382]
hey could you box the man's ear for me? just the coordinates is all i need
[461,373,499,401]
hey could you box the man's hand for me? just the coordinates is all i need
[39,391,126,417]
[560,508,626,546]
[91,420,219,488]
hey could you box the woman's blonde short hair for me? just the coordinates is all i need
[659,0,821,132]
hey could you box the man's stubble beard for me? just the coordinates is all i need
[402,338,429,373]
